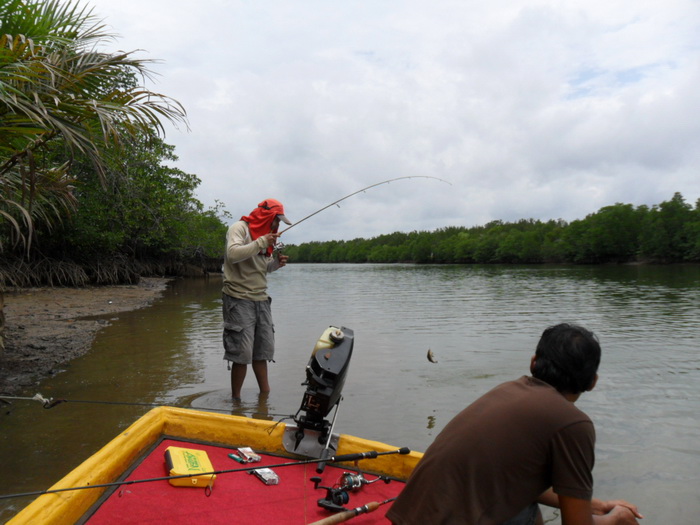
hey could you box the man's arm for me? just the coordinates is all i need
[226,223,274,264]
[538,491,642,525]
[267,254,288,273]
[559,494,641,525]
[590,498,643,519]
[558,495,594,525]
[537,488,559,508]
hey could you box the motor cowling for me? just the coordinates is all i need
[296,326,354,433]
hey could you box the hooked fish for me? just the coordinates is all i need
[427,349,438,363]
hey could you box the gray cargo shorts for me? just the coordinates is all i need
[222,294,275,364]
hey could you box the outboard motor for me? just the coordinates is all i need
[298,326,354,431]
[285,326,354,467]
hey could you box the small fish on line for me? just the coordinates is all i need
[427,349,438,363]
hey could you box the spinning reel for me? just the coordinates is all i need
[310,472,391,512]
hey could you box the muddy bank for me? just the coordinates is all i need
[0,277,172,394]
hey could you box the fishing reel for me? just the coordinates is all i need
[310,472,390,512]
[310,476,351,512]
[338,472,390,491]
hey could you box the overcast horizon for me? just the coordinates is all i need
[84,0,700,243]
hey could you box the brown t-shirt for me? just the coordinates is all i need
[387,376,595,525]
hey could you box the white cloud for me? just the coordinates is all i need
[85,0,700,243]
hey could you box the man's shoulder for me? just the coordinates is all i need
[493,376,551,394]
[498,376,592,421]
[228,221,251,239]
[228,220,248,231]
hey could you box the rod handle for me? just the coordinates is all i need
[308,502,380,525]
[331,447,410,463]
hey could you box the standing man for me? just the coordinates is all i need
[387,323,643,525]
[222,198,291,400]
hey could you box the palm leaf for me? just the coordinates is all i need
[0,0,187,251]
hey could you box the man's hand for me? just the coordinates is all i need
[278,254,289,267]
[592,499,643,520]
[559,494,643,525]
[601,505,642,524]
[261,233,281,247]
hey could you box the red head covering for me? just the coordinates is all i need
[241,199,290,256]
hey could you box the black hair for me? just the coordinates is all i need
[531,323,601,394]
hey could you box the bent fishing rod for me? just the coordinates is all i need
[0,447,411,501]
[278,176,451,235]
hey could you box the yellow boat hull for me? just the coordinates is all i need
[9,406,422,524]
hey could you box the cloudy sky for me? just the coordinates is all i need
[84,0,700,244]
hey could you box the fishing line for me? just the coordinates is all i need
[0,393,294,420]
[278,176,451,235]
[0,448,410,501]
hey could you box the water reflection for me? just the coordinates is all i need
[186,389,275,421]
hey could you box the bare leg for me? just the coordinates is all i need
[252,359,271,393]
[230,363,247,400]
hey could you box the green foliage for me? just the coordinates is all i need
[559,203,644,263]
[0,0,186,250]
[39,130,228,264]
[284,194,700,265]
[0,0,227,286]
[638,192,695,261]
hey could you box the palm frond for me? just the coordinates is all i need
[0,0,188,251]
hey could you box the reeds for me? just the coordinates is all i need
[0,255,223,291]
[0,259,88,289]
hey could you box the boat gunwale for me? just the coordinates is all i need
[8,406,422,524]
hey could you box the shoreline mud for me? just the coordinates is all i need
[0,277,172,395]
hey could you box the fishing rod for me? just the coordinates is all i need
[308,498,397,525]
[0,393,293,419]
[0,393,168,411]
[0,447,410,501]
[278,176,451,235]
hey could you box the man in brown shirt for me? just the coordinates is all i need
[387,323,643,525]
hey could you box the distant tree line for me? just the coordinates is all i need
[283,193,700,265]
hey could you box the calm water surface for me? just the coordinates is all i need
[1,264,699,523]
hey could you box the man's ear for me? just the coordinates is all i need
[530,355,537,374]
[586,373,598,392]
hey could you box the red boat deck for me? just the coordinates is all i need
[82,438,405,524]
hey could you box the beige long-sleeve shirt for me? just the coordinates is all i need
[222,221,281,301]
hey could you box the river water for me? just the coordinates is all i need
[1,264,699,523]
